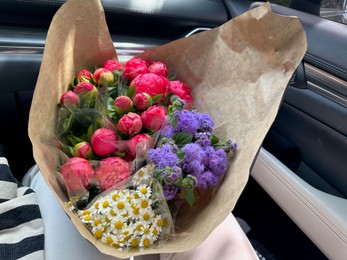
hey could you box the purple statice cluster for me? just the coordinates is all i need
[148,109,236,202]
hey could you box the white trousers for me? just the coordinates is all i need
[23,165,258,260]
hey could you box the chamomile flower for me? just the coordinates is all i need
[101,232,116,246]
[136,185,152,198]
[140,208,154,222]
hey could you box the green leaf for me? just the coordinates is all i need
[162,92,174,106]
[172,132,193,148]
[152,94,163,103]
[184,188,195,207]
[127,84,135,98]
[166,114,178,129]
[168,73,176,81]
[67,135,84,146]
[211,135,219,145]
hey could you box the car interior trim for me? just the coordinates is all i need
[185,28,211,38]
[252,148,347,259]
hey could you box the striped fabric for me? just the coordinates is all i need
[0,157,44,260]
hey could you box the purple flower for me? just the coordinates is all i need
[163,183,179,201]
[161,124,174,138]
[194,131,212,147]
[208,149,227,176]
[174,110,199,134]
[182,143,205,176]
[197,113,214,132]
[195,170,219,189]
[202,146,215,166]
[148,144,178,168]
[163,166,182,185]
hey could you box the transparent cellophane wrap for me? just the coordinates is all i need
[28,0,307,258]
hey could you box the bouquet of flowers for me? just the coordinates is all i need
[28,0,306,257]
[56,56,237,250]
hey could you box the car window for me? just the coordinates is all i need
[269,0,347,24]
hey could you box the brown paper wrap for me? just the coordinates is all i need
[28,0,306,258]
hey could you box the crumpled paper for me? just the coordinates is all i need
[28,0,306,258]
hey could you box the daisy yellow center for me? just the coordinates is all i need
[152,228,158,236]
[126,196,132,202]
[117,201,125,210]
[110,209,117,216]
[106,236,113,244]
[83,215,91,221]
[102,201,109,208]
[135,224,143,232]
[143,212,150,221]
[94,230,103,239]
[94,202,99,209]
[138,169,144,177]
[157,219,163,227]
[112,193,119,201]
[140,187,148,194]
[143,238,151,247]
[134,193,140,199]
[133,207,140,215]
[141,200,148,208]
[82,210,90,215]
[114,220,123,230]
[131,239,139,248]
[143,228,150,235]
[94,219,101,226]
[122,212,129,218]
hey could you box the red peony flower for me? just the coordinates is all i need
[148,62,168,77]
[61,157,94,193]
[127,133,153,158]
[117,112,143,136]
[95,157,130,191]
[103,59,123,72]
[133,92,152,111]
[93,67,114,85]
[167,80,193,107]
[114,96,133,114]
[72,141,93,159]
[76,69,93,82]
[141,105,167,131]
[123,58,148,81]
[91,128,118,156]
[131,73,169,99]
[74,82,97,96]
[60,90,79,109]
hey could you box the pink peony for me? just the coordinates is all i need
[60,90,79,109]
[91,128,118,156]
[76,69,93,83]
[123,58,149,81]
[167,80,193,107]
[103,59,123,72]
[95,157,130,191]
[131,73,168,99]
[93,67,114,85]
[74,82,97,96]
[148,62,168,77]
[133,92,152,111]
[127,133,153,158]
[72,141,93,159]
[114,96,133,114]
[141,105,167,131]
[117,112,143,136]
[61,157,94,193]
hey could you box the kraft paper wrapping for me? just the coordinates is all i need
[28,0,306,258]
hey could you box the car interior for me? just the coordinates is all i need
[0,0,346,259]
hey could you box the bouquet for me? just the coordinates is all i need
[28,0,306,258]
[57,57,237,250]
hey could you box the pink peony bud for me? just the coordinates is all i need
[76,69,93,83]
[72,141,93,159]
[148,62,168,77]
[127,133,153,158]
[91,128,118,156]
[114,96,133,114]
[93,67,114,85]
[95,157,130,191]
[123,58,149,81]
[74,82,97,96]
[60,90,79,109]
[141,105,167,131]
[132,73,168,99]
[61,157,94,193]
[103,59,123,72]
[117,112,143,136]
[167,80,193,107]
[133,92,152,111]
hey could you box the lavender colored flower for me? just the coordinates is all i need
[161,124,174,138]
[208,149,227,177]
[197,112,214,132]
[195,170,219,189]
[148,143,178,168]
[163,183,179,201]
[194,131,212,147]
[182,143,205,176]
[202,146,215,166]
[174,110,199,134]
[162,166,182,185]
